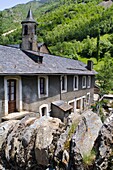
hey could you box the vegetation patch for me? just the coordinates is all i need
[64,119,80,150]
[83,149,96,168]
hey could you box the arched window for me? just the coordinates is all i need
[39,104,49,117]
[24,25,28,35]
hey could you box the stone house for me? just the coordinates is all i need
[0,9,96,121]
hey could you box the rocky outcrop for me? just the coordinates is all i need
[0,116,65,169]
[99,0,113,9]
[69,110,102,170]
[0,120,18,150]
[71,110,102,156]
[94,114,113,170]
[0,111,104,169]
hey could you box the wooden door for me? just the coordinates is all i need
[8,80,16,113]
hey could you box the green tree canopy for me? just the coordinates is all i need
[96,52,113,95]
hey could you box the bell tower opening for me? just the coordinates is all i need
[24,25,28,35]
[35,25,37,35]
[29,42,32,50]
[21,8,38,52]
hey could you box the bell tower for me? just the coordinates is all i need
[21,9,38,51]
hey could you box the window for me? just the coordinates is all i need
[61,75,67,93]
[29,42,32,50]
[62,76,65,90]
[38,76,48,98]
[39,104,49,117]
[87,76,91,88]
[68,100,75,113]
[73,76,78,90]
[24,25,28,35]
[87,93,90,105]
[34,25,37,35]
[82,76,86,88]
[41,107,47,116]
[40,77,45,94]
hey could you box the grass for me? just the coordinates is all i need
[64,119,80,150]
[83,149,96,167]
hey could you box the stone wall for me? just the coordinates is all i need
[39,45,49,54]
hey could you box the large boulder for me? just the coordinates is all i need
[69,110,102,170]
[35,116,65,166]
[0,116,65,169]
[71,110,102,156]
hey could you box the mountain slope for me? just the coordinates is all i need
[1,0,113,70]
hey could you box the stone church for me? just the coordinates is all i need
[0,9,96,121]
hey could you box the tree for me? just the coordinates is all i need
[96,52,113,95]
[96,27,100,62]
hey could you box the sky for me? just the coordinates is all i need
[0,0,31,11]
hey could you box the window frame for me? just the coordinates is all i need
[73,75,78,91]
[61,75,67,93]
[87,76,91,88]
[38,76,48,98]
[82,76,86,89]
[86,92,90,105]
[39,104,49,117]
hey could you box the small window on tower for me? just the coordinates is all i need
[24,25,28,35]
[29,42,32,50]
[34,25,37,35]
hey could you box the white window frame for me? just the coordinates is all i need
[86,92,90,105]
[82,76,86,89]
[39,104,49,117]
[87,76,91,88]
[75,95,86,113]
[73,75,78,91]
[61,75,67,93]
[38,75,48,98]
[68,99,75,113]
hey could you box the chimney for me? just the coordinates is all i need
[87,60,93,71]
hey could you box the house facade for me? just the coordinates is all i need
[0,9,96,121]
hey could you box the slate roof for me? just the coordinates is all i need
[0,45,96,75]
[52,100,73,112]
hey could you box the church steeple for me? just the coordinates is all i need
[22,9,36,24]
[21,9,38,51]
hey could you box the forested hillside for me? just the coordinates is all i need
[1,0,113,71]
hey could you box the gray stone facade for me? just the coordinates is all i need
[0,74,95,121]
